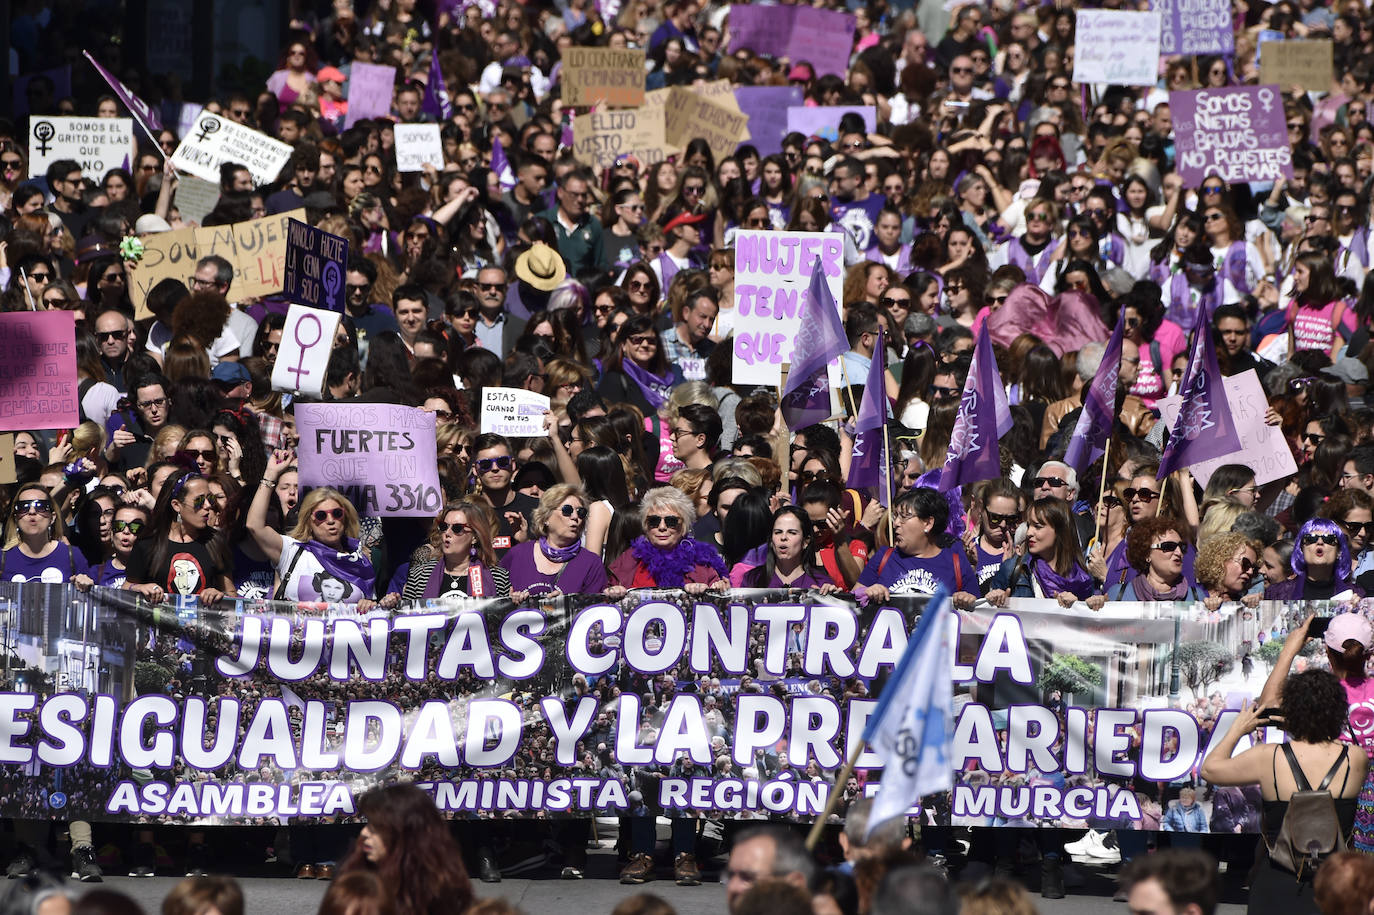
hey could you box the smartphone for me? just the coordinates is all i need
[1308,617,1331,639]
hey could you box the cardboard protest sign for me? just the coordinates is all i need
[572,108,673,170]
[1072,10,1162,86]
[480,387,552,436]
[172,175,220,226]
[344,62,398,127]
[1260,40,1333,91]
[194,209,305,302]
[1156,369,1295,486]
[0,435,15,485]
[129,226,198,319]
[284,220,349,312]
[1171,86,1293,187]
[393,123,445,172]
[786,106,876,143]
[732,230,846,386]
[562,47,645,108]
[272,304,343,398]
[643,81,748,139]
[27,116,134,179]
[664,88,750,165]
[171,114,293,186]
[727,6,856,78]
[736,87,804,155]
[1153,0,1233,56]
[295,403,443,517]
[0,312,79,431]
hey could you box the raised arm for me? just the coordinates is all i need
[246,449,293,563]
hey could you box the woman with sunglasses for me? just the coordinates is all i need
[1105,516,1201,601]
[501,484,607,599]
[1265,518,1364,600]
[1194,532,1262,610]
[124,470,233,604]
[248,450,376,603]
[1087,480,1132,591]
[964,478,1022,588]
[0,484,94,589]
[385,500,509,601]
[605,487,728,598]
[619,262,661,316]
[1116,292,1186,410]
[1200,203,1264,305]
[94,504,150,588]
[601,189,646,271]
[984,497,1102,608]
[597,314,682,417]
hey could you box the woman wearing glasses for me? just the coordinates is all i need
[605,487,728,597]
[501,485,607,599]
[94,503,149,588]
[385,500,509,601]
[601,189,646,272]
[1264,518,1364,601]
[965,479,1022,589]
[1194,532,1262,609]
[247,450,376,603]
[124,470,232,604]
[597,315,682,417]
[619,262,661,316]
[1105,516,1200,601]
[0,484,94,589]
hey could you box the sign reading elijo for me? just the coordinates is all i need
[284,220,349,312]
[170,114,293,186]
[27,116,134,179]
[294,403,443,517]
[1171,85,1294,186]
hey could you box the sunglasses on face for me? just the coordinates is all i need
[558,504,589,520]
[1103,495,1124,509]
[1228,556,1255,573]
[628,334,657,347]
[984,511,1020,527]
[476,456,513,472]
[96,330,125,341]
[645,514,682,530]
[28,271,52,283]
[1302,533,1340,547]
[1124,487,1159,502]
[438,521,471,535]
[1302,432,1325,446]
[1152,540,1185,554]
[111,519,145,534]
[879,296,911,309]
[187,450,217,462]
[930,385,960,400]
[628,280,652,293]
[190,493,221,511]
[800,470,832,484]
[1345,521,1374,538]
[1032,476,1066,489]
[986,294,1009,306]
[1027,212,1052,223]
[13,499,53,516]
[312,507,345,523]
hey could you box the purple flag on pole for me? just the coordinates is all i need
[780,257,846,428]
[491,136,517,191]
[83,50,163,146]
[1158,305,1242,479]
[560,113,575,150]
[847,329,890,502]
[422,50,452,122]
[939,321,1012,492]
[1064,314,1125,474]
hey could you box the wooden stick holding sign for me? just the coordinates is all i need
[272,304,342,398]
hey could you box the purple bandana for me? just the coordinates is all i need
[1033,557,1094,600]
[539,537,582,563]
[621,359,674,410]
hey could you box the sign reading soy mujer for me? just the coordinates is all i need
[1171,86,1293,187]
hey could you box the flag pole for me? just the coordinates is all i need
[838,358,860,421]
[881,418,894,544]
[1093,436,1113,547]
[1156,473,1169,518]
[805,737,867,851]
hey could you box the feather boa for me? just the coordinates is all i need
[629,536,726,588]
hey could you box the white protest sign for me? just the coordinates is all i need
[171,113,293,186]
[1072,10,1162,87]
[393,124,444,173]
[1156,368,1296,487]
[271,304,343,398]
[480,387,551,436]
[28,116,134,179]
[732,230,846,386]
[172,175,220,226]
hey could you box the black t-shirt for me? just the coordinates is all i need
[489,491,539,559]
[126,537,227,596]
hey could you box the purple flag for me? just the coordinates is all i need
[1158,305,1242,479]
[939,321,1012,492]
[422,50,452,122]
[781,257,846,428]
[83,51,163,146]
[560,113,575,150]
[1064,314,1125,474]
[491,136,517,191]
[847,329,890,502]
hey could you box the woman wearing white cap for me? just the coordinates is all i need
[1257,611,1374,853]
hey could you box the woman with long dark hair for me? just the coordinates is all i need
[984,497,1102,607]
[578,446,633,558]
[1276,252,1353,358]
[340,784,473,915]
[123,470,233,604]
[741,506,840,590]
[597,315,682,415]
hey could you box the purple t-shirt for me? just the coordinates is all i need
[831,195,887,251]
[975,543,1007,588]
[1,543,92,584]
[857,546,975,596]
[499,541,608,597]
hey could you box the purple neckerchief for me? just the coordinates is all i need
[621,358,673,410]
[1033,557,1095,600]
[1099,233,1126,266]
[864,242,913,274]
[1223,239,1250,295]
[1166,271,1222,333]
[296,537,376,599]
[657,251,681,295]
[1105,538,1131,589]
[1007,237,1056,285]
[1148,255,1176,287]
[1342,226,1370,269]
[422,557,495,599]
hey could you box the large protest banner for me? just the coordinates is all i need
[726,7,856,78]
[27,116,134,179]
[0,581,1314,830]
[294,403,443,517]
[171,114,294,186]
[1153,0,1233,56]
[1259,40,1334,92]
[562,48,646,108]
[732,230,846,386]
[1072,10,1162,86]
[571,109,673,170]
[1171,86,1293,187]
[0,311,79,431]
[1156,369,1296,487]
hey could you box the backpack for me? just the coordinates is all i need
[1267,742,1350,880]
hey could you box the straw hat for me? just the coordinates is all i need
[514,242,567,291]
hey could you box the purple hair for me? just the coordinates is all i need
[1291,518,1353,591]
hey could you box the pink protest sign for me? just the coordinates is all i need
[1156,369,1296,486]
[0,311,79,431]
[344,63,398,128]
[1171,86,1293,187]
[294,403,443,517]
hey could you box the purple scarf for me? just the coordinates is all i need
[1166,271,1221,333]
[294,537,376,600]
[629,536,727,588]
[539,537,582,563]
[621,358,673,410]
[1129,574,1190,601]
[1033,558,1094,600]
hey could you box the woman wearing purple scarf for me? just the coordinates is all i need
[595,314,683,417]
[248,449,377,604]
[1264,518,1365,601]
[1105,516,1205,602]
[388,501,510,602]
[985,498,1104,608]
[605,487,727,597]
[500,484,607,599]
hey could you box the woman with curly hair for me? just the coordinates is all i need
[1193,531,1262,609]
[340,784,472,915]
[1264,517,1364,601]
[168,290,242,367]
[1105,515,1201,601]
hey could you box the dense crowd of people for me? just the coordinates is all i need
[5,0,1374,907]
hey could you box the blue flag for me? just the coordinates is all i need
[1158,304,1242,478]
[1064,314,1125,474]
[780,257,846,428]
[422,51,452,122]
[847,328,890,503]
[938,321,1012,492]
[862,589,955,838]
